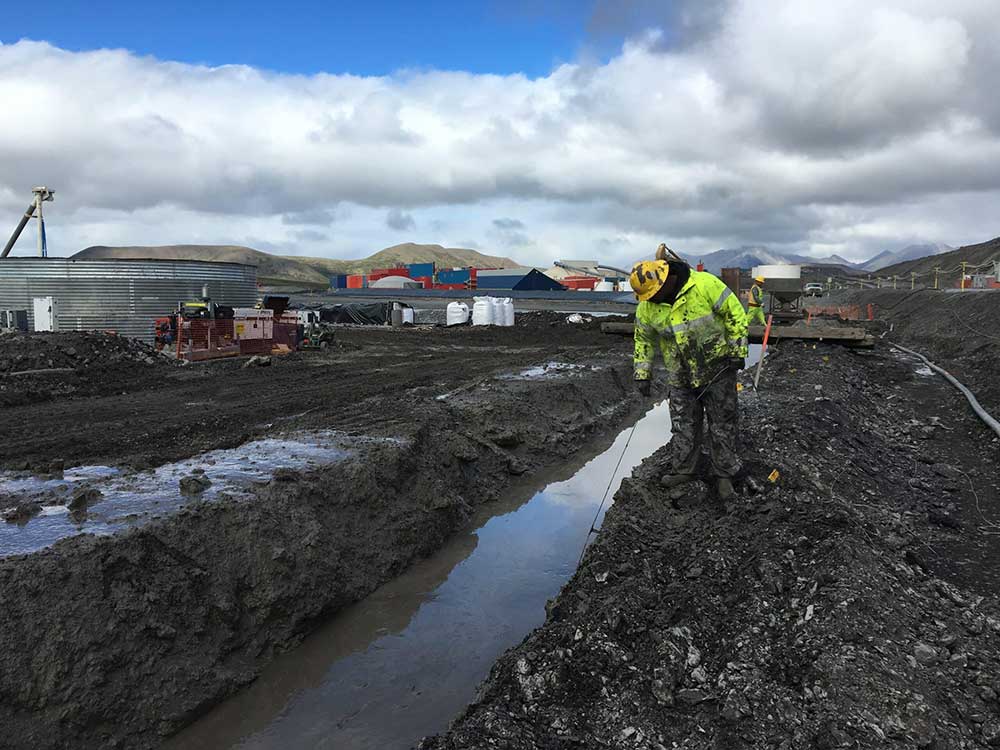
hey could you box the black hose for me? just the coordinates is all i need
[891,342,1000,440]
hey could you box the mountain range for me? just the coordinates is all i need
[689,243,953,275]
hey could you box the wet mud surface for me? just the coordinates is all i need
[423,337,1000,749]
[0,314,640,750]
[167,403,673,750]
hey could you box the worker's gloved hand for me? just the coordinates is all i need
[728,357,745,371]
[636,379,652,397]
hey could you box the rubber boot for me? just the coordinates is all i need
[661,473,694,488]
[717,477,735,502]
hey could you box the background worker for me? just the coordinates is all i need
[631,256,749,501]
[747,275,766,325]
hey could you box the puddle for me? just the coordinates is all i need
[0,433,353,558]
[165,401,673,750]
[498,361,600,380]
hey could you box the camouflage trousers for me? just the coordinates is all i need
[668,367,741,478]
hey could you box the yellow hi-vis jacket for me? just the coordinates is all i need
[634,271,749,388]
[749,284,763,307]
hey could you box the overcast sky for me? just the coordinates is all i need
[1,0,998,266]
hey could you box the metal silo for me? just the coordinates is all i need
[0,258,258,341]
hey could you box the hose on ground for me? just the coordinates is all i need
[890,341,1000,441]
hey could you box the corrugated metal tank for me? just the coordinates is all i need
[0,258,258,341]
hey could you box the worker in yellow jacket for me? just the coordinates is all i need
[631,258,748,501]
[747,275,766,325]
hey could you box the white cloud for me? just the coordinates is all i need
[2,1,999,265]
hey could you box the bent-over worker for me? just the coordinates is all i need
[747,275,766,326]
[631,259,749,501]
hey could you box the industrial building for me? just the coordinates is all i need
[0,258,258,340]
[475,267,564,291]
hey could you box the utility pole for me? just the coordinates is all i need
[893,275,897,290]
[31,187,54,257]
[933,267,940,290]
[961,261,968,290]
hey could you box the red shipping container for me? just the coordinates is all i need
[413,276,433,288]
[434,283,467,291]
[347,274,366,288]
[562,276,598,290]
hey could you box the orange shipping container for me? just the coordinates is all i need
[347,274,366,288]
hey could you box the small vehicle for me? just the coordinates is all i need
[301,321,336,350]
[803,282,824,297]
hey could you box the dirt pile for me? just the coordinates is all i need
[0,325,639,749]
[422,341,1000,749]
[0,331,174,408]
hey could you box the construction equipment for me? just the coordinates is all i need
[553,261,631,278]
[300,321,336,350]
[2,187,54,259]
[752,264,805,325]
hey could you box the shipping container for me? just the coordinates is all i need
[433,283,468,291]
[407,262,435,279]
[561,276,599,291]
[412,276,433,288]
[437,268,471,284]
[329,274,349,289]
[368,267,409,282]
[347,274,366,288]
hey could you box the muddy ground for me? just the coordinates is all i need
[423,320,1000,748]
[0,313,640,750]
[821,288,1000,414]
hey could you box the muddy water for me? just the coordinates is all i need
[0,432,358,557]
[170,345,763,750]
[167,401,674,750]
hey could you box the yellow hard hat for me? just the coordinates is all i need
[754,275,765,284]
[630,260,670,301]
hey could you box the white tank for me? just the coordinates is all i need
[472,297,494,326]
[446,301,470,326]
[501,298,515,326]
[751,264,801,279]
[595,280,615,292]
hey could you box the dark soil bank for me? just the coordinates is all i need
[832,288,1000,414]
[422,339,1000,749]
[0,319,638,750]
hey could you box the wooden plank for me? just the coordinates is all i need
[601,321,870,344]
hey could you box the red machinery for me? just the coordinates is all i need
[155,294,297,361]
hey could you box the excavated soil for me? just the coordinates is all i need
[422,337,1000,749]
[0,317,641,750]
[0,331,175,408]
[824,288,1000,415]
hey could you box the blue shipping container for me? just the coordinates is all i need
[437,268,471,284]
[407,262,435,278]
[328,274,349,288]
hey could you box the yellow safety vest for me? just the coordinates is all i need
[633,271,749,388]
